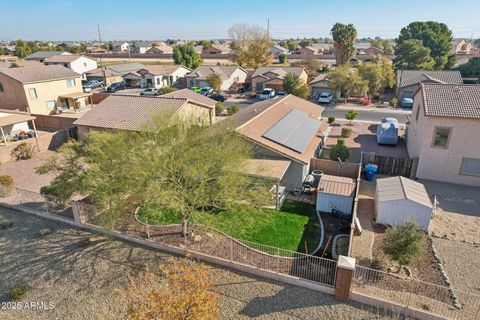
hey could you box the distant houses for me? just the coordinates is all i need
[451,39,473,55]
[124,65,191,89]
[186,65,247,91]
[251,66,308,92]
[44,55,97,80]
[25,51,72,62]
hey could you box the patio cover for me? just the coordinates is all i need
[240,159,291,180]
[58,92,93,99]
[0,114,36,127]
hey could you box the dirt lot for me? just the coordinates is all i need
[321,121,409,163]
[0,208,403,320]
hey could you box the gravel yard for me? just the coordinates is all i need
[0,208,403,320]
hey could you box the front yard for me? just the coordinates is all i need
[137,200,321,253]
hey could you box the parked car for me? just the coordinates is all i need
[259,88,275,100]
[199,87,213,96]
[210,93,226,102]
[401,97,414,108]
[140,88,158,96]
[82,80,103,93]
[318,92,333,104]
[376,117,399,145]
[190,86,202,93]
[106,82,125,93]
[276,91,285,96]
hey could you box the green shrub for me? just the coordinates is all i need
[11,142,35,160]
[329,144,349,162]
[341,127,352,138]
[227,105,240,114]
[390,97,398,107]
[345,109,359,125]
[278,53,287,64]
[156,86,177,95]
[337,138,345,146]
[10,285,27,300]
[373,92,380,100]
[327,116,336,124]
[215,102,224,116]
[0,175,14,197]
[382,221,425,266]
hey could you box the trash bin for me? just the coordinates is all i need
[365,163,378,181]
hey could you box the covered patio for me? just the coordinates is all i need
[58,92,94,114]
[241,159,291,209]
[0,112,39,150]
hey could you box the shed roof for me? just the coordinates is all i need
[0,114,36,127]
[318,174,356,197]
[376,176,432,208]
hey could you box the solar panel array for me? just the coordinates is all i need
[262,109,321,153]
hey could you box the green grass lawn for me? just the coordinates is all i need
[137,200,321,253]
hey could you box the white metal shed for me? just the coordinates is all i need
[316,174,356,214]
[375,176,433,230]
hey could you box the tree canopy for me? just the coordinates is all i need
[173,44,203,69]
[369,39,394,54]
[282,73,310,99]
[394,39,435,70]
[207,73,222,92]
[331,23,357,65]
[456,57,480,78]
[229,23,272,68]
[358,56,395,95]
[328,66,368,99]
[395,21,454,70]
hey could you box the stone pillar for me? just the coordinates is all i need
[335,255,356,302]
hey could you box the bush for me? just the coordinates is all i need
[156,86,177,95]
[337,138,345,146]
[382,221,425,266]
[345,109,359,125]
[215,102,224,116]
[373,92,380,100]
[227,105,240,114]
[10,285,27,300]
[390,97,398,107]
[0,175,14,197]
[327,116,336,124]
[329,144,349,162]
[341,127,352,138]
[11,142,35,160]
[278,53,287,64]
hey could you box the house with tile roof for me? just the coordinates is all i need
[451,39,472,55]
[0,65,92,115]
[160,88,216,109]
[130,41,152,54]
[251,66,308,92]
[128,65,191,89]
[112,42,130,53]
[44,55,97,80]
[231,94,327,189]
[270,45,289,58]
[146,42,174,54]
[186,65,247,91]
[24,51,72,62]
[73,94,215,140]
[202,44,231,55]
[407,83,480,186]
[395,70,463,99]
[86,63,145,86]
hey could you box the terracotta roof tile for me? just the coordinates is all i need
[0,65,80,83]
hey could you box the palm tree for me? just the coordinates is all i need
[331,23,357,65]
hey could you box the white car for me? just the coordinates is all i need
[140,88,158,96]
[318,92,333,104]
[259,88,275,100]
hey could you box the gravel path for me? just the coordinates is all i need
[0,208,403,320]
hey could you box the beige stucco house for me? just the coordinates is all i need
[131,65,191,89]
[309,74,340,98]
[44,55,97,80]
[0,65,92,115]
[407,83,480,186]
[186,65,247,91]
[251,66,308,92]
[451,39,473,55]
[73,94,215,140]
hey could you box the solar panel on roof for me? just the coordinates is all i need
[262,109,321,153]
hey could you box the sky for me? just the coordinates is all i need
[0,0,479,41]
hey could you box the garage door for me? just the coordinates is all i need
[265,84,283,92]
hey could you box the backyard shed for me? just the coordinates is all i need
[316,174,356,214]
[375,176,433,230]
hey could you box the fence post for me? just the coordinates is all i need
[71,201,81,223]
[146,224,150,239]
[230,239,233,262]
[334,255,356,302]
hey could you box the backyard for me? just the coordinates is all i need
[137,200,321,253]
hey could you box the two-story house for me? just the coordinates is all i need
[0,65,92,115]
[130,42,152,54]
[112,42,130,53]
[407,83,480,186]
[43,55,97,80]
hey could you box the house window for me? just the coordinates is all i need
[28,88,37,100]
[0,83,3,92]
[156,78,160,85]
[46,100,55,110]
[66,78,76,88]
[432,127,451,148]
[461,158,480,176]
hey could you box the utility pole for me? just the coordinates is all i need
[97,24,107,86]
[267,18,270,40]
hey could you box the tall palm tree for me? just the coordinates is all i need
[331,23,357,65]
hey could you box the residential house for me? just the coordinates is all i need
[396,70,463,99]
[130,42,152,54]
[313,43,334,54]
[407,83,480,186]
[202,44,231,55]
[25,51,72,62]
[132,65,191,89]
[451,39,473,55]
[87,63,145,86]
[295,46,317,56]
[0,65,92,115]
[308,74,340,98]
[362,47,384,55]
[270,45,289,58]
[251,66,308,92]
[73,94,215,140]
[146,42,174,54]
[112,42,130,53]
[232,94,327,190]
[86,46,108,54]
[0,57,43,69]
[44,55,97,80]
[0,45,16,55]
[160,88,217,109]
[186,65,247,91]
[194,45,203,54]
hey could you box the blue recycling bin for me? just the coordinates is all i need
[365,163,378,181]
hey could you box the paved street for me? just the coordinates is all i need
[321,105,411,124]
